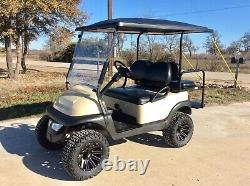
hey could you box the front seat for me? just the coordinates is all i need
[103,60,173,105]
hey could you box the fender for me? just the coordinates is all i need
[169,100,192,116]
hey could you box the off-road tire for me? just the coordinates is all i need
[62,129,109,181]
[163,112,194,148]
[35,116,64,150]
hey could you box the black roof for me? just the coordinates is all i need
[76,18,213,34]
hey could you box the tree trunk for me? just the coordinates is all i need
[14,36,21,75]
[4,35,15,78]
[189,49,192,57]
[21,32,28,73]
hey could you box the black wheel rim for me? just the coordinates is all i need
[176,121,190,142]
[77,142,103,171]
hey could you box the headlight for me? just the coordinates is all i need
[49,120,63,132]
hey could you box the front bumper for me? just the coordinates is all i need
[45,106,106,127]
[46,121,65,143]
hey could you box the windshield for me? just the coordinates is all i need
[67,32,109,88]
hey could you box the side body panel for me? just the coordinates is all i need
[103,91,188,124]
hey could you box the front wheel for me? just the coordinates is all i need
[62,129,109,181]
[163,112,194,148]
[35,116,64,150]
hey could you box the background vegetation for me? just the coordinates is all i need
[0,0,87,78]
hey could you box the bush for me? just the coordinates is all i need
[122,50,136,66]
[39,43,76,63]
[39,51,50,61]
[61,43,75,63]
[121,49,176,66]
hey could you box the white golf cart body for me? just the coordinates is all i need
[46,18,212,140]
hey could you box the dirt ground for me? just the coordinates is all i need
[0,102,250,186]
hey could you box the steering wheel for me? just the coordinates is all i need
[114,60,131,77]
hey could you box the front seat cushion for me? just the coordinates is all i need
[104,86,156,105]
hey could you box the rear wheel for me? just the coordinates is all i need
[62,129,109,181]
[35,116,64,150]
[163,112,194,148]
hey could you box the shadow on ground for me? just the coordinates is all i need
[0,102,52,121]
[0,123,169,181]
[0,123,126,181]
[0,123,72,181]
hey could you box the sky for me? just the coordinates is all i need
[30,0,250,50]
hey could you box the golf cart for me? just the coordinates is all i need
[35,18,213,180]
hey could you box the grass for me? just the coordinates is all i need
[0,86,64,120]
[0,85,250,121]
[190,87,250,105]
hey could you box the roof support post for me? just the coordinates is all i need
[107,0,113,77]
[136,33,143,60]
[179,32,184,91]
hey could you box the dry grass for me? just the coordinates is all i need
[0,67,66,97]
[182,56,250,74]
[0,67,66,120]
[190,87,250,105]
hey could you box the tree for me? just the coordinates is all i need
[203,31,224,55]
[21,31,37,73]
[226,41,241,55]
[0,0,87,78]
[145,35,156,60]
[164,35,179,55]
[183,35,197,57]
[116,33,126,57]
[240,31,250,52]
[47,27,73,61]
[0,0,20,78]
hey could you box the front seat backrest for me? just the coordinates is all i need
[169,62,180,82]
[130,60,172,88]
[130,60,152,80]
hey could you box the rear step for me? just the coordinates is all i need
[191,101,205,109]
